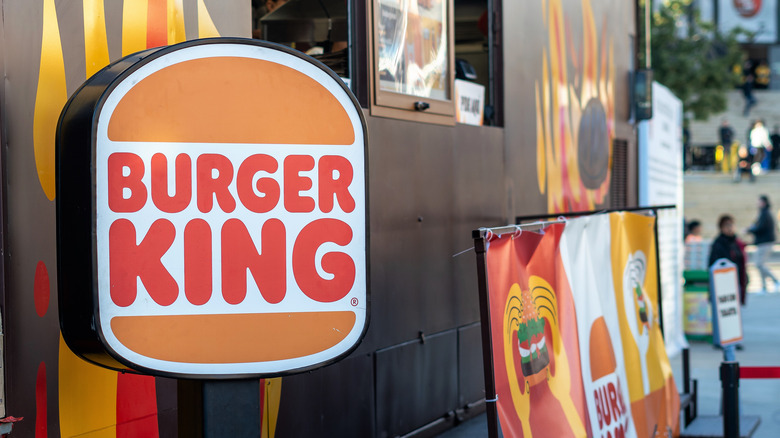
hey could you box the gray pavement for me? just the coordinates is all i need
[437,257,780,438]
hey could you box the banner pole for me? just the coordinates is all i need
[473,234,500,438]
[514,204,676,224]
[652,208,665,337]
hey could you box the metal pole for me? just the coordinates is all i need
[645,0,652,69]
[514,204,677,224]
[474,236,500,438]
[682,348,694,426]
[721,361,740,438]
[178,379,262,437]
[652,208,664,337]
[487,0,495,123]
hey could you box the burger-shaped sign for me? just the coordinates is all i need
[57,38,369,378]
[734,0,761,18]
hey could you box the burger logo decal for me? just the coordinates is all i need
[501,276,586,437]
[57,39,368,378]
[733,0,762,18]
[504,280,554,394]
[624,252,652,336]
[622,251,653,394]
[512,286,550,382]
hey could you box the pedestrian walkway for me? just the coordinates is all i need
[436,261,780,437]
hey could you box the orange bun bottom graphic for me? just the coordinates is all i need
[110,311,356,364]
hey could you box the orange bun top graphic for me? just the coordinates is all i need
[107,56,355,145]
[589,316,618,381]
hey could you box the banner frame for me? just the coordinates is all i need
[472,204,676,437]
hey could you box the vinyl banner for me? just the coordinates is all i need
[608,213,680,437]
[486,224,589,438]
[483,213,680,437]
[560,215,636,438]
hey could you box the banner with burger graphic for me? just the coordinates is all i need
[485,223,589,437]
[482,212,679,437]
[608,213,680,437]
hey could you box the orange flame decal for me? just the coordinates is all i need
[147,0,167,48]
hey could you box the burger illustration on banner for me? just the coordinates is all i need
[734,0,762,18]
[501,275,586,437]
[622,251,653,395]
[504,280,555,394]
[516,293,550,379]
[589,317,633,437]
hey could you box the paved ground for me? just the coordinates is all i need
[436,255,780,438]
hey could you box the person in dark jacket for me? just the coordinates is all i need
[709,215,748,305]
[746,195,778,293]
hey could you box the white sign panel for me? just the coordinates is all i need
[638,82,687,357]
[710,259,744,345]
[454,79,485,126]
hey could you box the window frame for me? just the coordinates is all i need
[367,0,456,124]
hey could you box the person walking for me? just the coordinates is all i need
[746,195,779,293]
[743,73,757,116]
[749,120,771,172]
[770,124,780,170]
[710,215,749,305]
[719,119,735,173]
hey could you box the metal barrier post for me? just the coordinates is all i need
[473,234,500,438]
[721,361,740,438]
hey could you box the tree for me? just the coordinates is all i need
[642,0,746,121]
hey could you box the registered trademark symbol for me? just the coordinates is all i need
[351,297,358,306]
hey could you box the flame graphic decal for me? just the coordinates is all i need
[33,0,67,201]
[536,0,615,213]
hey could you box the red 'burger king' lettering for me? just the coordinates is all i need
[107,152,357,214]
[108,153,147,213]
[294,219,355,302]
[197,154,237,213]
[236,154,280,213]
[319,155,355,213]
[221,218,286,304]
[110,219,178,307]
[184,219,212,305]
[151,153,191,213]
[284,155,315,213]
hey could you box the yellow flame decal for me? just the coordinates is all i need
[122,0,149,56]
[33,0,67,201]
[168,0,186,44]
[58,336,119,437]
[84,0,111,78]
[262,378,282,438]
[198,0,220,38]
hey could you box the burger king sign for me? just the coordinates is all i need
[57,39,369,378]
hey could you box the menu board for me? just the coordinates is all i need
[376,0,449,100]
